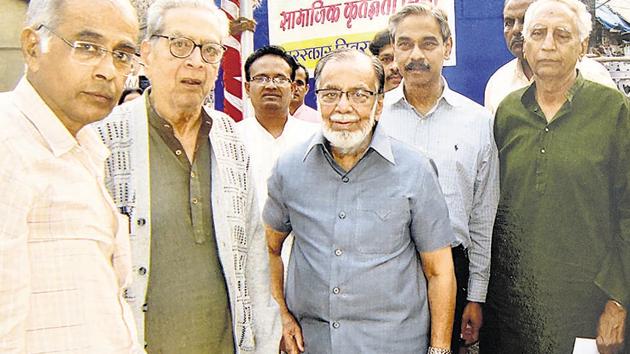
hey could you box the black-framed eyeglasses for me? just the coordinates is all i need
[152,34,226,64]
[315,88,378,105]
[37,24,139,76]
[250,75,292,86]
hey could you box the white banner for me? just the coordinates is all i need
[268,0,456,70]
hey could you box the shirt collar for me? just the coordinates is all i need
[303,122,395,164]
[13,77,102,158]
[520,71,585,110]
[387,76,462,111]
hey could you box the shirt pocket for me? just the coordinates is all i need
[354,197,410,255]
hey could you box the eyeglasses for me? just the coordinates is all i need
[250,75,292,86]
[315,88,378,105]
[152,34,226,64]
[37,25,139,76]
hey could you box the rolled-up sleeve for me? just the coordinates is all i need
[262,159,292,233]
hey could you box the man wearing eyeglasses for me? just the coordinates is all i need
[0,0,140,353]
[95,1,280,353]
[264,48,457,354]
[289,63,321,123]
[379,4,499,353]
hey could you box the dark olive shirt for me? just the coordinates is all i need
[483,74,630,353]
[144,99,234,353]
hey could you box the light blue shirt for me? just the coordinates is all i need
[263,124,456,354]
[380,78,499,302]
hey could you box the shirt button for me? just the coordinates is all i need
[544,127,549,132]
[338,211,346,219]
[342,176,349,183]
[138,266,147,275]
[334,249,343,256]
[175,149,182,156]
[332,287,340,294]
[192,198,199,204]
[191,171,196,178]
[541,148,546,154]
[163,124,170,129]
[142,303,148,312]
[137,218,147,226]
[332,321,340,329]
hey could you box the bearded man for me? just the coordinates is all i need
[263,48,457,354]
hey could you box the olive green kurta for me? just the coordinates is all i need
[144,100,234,353]
[482,74,630,353]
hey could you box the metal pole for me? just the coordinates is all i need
[240,0,254,119]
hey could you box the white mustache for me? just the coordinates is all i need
[329,113,359,123]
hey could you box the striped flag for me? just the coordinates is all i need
[220,0,244,122]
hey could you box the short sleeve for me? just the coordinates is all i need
[262,159,292,233]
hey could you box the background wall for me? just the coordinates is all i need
[215,0,512,109]
[0,0,27,92]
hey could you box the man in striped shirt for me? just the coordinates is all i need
[379,4,499,352]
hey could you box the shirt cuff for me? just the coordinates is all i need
[466,278,488,303]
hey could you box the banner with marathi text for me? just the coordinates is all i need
[268,0,457,71]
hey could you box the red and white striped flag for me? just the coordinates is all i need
[220,0,245,122]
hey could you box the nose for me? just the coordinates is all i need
[334,92,353,114]
[93,52,117,81]
[541,31,556,50]
[514,19,524,35]
[186,45,205,68]
[409,43,426,61]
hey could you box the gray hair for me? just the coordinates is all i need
[145,0,229,41]
[26,0,136,51]
[389,3,451,42]
[314,48,385,94]
[524,0,592,41]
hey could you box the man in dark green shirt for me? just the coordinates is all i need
[482,1,628,353]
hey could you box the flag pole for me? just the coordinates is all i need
[239,0,254,120]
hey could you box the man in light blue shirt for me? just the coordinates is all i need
[379,4,500,351]
[264,48,457,354]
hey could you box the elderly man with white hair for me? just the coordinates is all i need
[482,0,629,353]
[94,0,280,353]
[0,0,140,352]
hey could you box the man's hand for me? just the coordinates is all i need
[279,311,304,354]
[596,300,627,354]
[229,17,256,36]
[460,301,483,346]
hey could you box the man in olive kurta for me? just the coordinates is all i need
[483,72,630,353]
[144,100,234,353]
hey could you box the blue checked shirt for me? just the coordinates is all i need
[263,124,456,353]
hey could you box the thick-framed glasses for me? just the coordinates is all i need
[250,75,292,86]
[152,34,226,64]
[315,88,378,105]
[37,25,139,76]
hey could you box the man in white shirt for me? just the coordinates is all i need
[238,46,317,211]
[484,0,616,114]
[380,4,499,353]
[290,63,321,123]
[0,0,140,353]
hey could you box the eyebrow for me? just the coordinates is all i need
[74,30,136,52]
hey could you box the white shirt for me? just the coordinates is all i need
[0,78,139,354]
[292,103,321,123]
[237,116,317,211]
[484,57,616,114]
[381,79,499,302]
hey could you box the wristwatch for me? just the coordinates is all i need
[427,347,452,354]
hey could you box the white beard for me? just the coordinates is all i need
[322,101,378,155]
